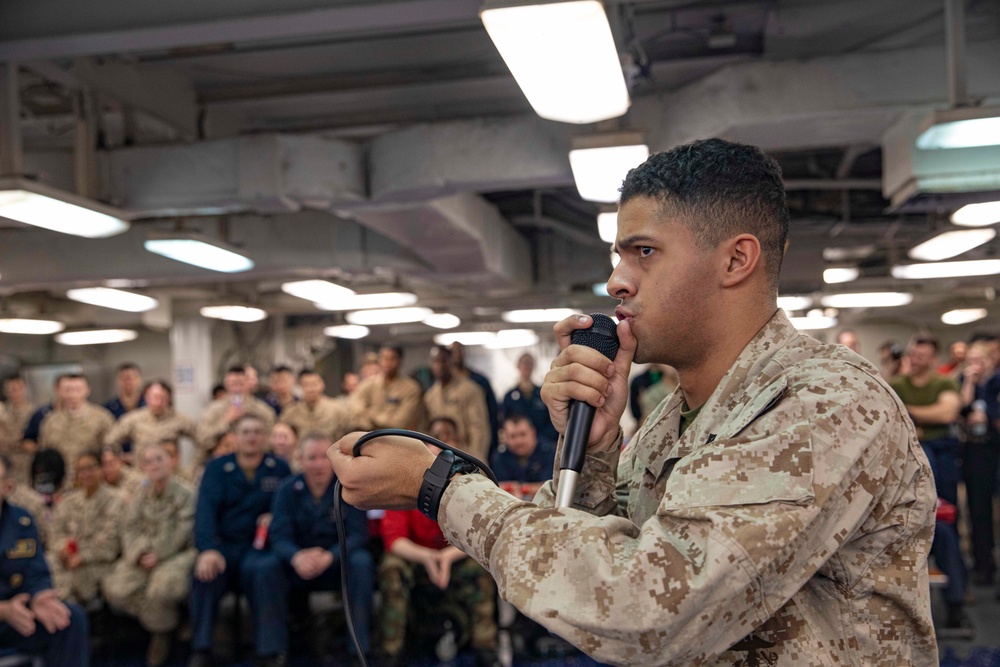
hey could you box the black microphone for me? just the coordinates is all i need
[556,313,620,508]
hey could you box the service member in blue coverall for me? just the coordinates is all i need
[254,433,375,658]
[189,414,291,667]
[0,454,89,667]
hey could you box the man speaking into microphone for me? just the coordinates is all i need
[329,138,937,666]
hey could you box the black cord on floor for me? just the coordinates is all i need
[333,428,499,667]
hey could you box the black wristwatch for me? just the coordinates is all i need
[417,449,479,521]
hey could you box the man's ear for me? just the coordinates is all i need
[720,234,762,288]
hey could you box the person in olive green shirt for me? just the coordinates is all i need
[889,333,970,636]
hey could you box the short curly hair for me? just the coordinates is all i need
[619,138,788,291]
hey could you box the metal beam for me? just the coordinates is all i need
[0,0,481,61]
[0,63,22,175]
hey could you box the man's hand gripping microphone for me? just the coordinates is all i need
[555,313,621,509]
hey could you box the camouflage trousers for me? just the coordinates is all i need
[47,554,112,605]
[102,550,197,632]
[378,553,497,657]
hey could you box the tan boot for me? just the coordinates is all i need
[146,632,172,667]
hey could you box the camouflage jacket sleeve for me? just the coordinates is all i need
[156,484,196,559]
[384,379,425,431]
[104,412,134,448]
[439,363,930,666]
[532,429,625,517]
[462,383,492,463]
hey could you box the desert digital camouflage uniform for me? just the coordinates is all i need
[424,377,490,463]
[103,479,197,632]
[106,464,146,501]
[379,554,497,656]
[105,406,197,460]
[4,400,36,437]
[350,374,425,431]
[196,396,275,457]
[280,396,352,442]
[37,403,115,483]
[7,482,51,546]
[48,484,124,603]
[438,310,937,667]
[0,404,28,484]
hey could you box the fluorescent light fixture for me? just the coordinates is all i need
[611,251,620,268]
[0,177,129,238]
[942,308,988,325]
[484,329,540,349]
[346,307,434,326]
[789,316,838,330]
[480,0,630,124]
[434,331,499,347]
[777,295,813,312]
[66,287,159,313]
[592,282,610,297]
[502,308,577,323]
[0,318,65,335]
[915,105,1000,150]
[822,245,875,262]
[145,232,254,273]
[823,267,860,284]
[908,228,996,261]
[433,329,540,348]
[324,324,370,339]
[423,313,461,329]
[951,201,1000,227]
[597,212,617,243]
[820,292,914,309]
[891,259,1000,280]
[199,305,268,322]
[55,329,139,346]
[314,292,418,311]
[569,134,650,203]
[281,280,355,302]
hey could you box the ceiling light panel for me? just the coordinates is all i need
[569,144,650,203]
[56,329,139,346]
[0,178,129,238]
[0,318,65,335]
[145,236,254,273]
[480,0,630,124]
[820,292,914,308]
[423,313,461,329]
[199,305,268,322]
[891,259,1000,280]
[777,296,813,312]
[951,201,1000,227]
[823,267,860,284]
[916,106,1000,150]
[908,229,996,261]
[346,307,434,326]
[281,280,355,302]
[66,287,159,313]
[433,331,500,347]
[502,308,578,323]
[941,308,988,325]
[597,212,617,243]
[789,316,838,330]
[324,324,370,339]
[314,292,418,311]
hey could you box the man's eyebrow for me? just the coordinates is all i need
[613,235,658,253]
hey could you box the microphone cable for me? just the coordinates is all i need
[332,428,499,667]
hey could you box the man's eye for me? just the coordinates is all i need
[638,247,654,257]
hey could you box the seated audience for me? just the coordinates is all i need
[501,353,557,443]
[253,433,374,660]
[101,445,144,500]
[491,414,555,500]
[105,380,196,462]
[377,417,499,666]
[196,366,275,462]
[103,363,145,421]
[104,443,197,667]
[264,366,298,416]
[268,422,299,471]
[280,370,352,443]
[350,344,425,431]
[0,454,89,666]
[48,451,124,605]
[189,414,291,667]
